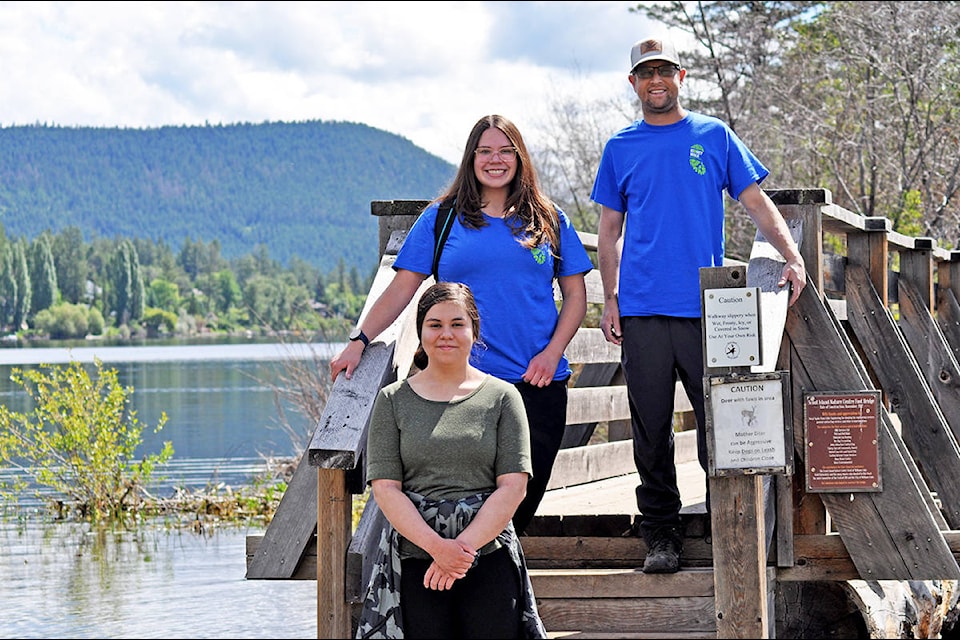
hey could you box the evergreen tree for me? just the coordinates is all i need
[11,240,31,330]
[107,239,145,326]
[28,234,59,315]
[52,226,88,304]
[214,269,241,314]
[0,248,17,330]
[129,242,145,322]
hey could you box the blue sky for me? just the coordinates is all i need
[0,1,660,163]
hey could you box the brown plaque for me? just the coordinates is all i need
[804,391,881,492]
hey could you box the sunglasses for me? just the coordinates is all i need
[633,64,680,80]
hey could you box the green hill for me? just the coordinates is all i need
[0,121,455,275]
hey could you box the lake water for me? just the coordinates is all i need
[0,340,345,638]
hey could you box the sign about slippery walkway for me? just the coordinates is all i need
[804,391,881,492]
[705,371,792,476]
[703,287,761,368]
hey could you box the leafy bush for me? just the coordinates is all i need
[31,302,103,339]
[0,358,173,520]
[142,306,178,336]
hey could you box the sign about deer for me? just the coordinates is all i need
[704,371,791,476]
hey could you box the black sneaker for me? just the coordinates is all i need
[642,526,683,574]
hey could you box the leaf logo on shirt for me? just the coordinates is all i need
[689,144,706,176]
[531,246,548,265]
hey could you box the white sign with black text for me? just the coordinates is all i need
[706,374,789,475]
[703,287,761,367]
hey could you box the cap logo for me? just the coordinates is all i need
[640,40,663,55]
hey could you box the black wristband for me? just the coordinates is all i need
[348,327,370,347]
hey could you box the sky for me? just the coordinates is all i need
[0,1,661,164]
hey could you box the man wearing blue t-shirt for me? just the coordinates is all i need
[590,33,807,573]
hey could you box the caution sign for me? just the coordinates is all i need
[703,287,761,367]
[704,371,792,477]
[804,391,881,492]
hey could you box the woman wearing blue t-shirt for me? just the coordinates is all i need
[331,114,594,534]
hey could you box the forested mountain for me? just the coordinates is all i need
[0,121,455,275]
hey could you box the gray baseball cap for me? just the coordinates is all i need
[630,35,681,72]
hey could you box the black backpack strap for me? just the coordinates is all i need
[432,201,457,281]
[552,208,562,281]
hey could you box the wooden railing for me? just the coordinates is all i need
[246,189,960,639]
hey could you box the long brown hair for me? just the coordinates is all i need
[412,282,482,371]
[431,114,559,253]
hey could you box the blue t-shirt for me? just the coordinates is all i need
[590,112,768,318]
[394,203,594,383]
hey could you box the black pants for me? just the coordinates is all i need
[620,316,708,536]
[400,546,521,639]
[511,377,569,535]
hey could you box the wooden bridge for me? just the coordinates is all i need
[246,189,960,638]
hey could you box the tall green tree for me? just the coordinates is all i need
[147,278,181,313]
[214,269,242,314]
[11,239,31,330]
[28,234,59,316]
[0,248,17,330]
[51,226,88,304]
[107,239,145,326]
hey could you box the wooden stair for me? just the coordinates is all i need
[523,511,718,638]
[533,567,716,639]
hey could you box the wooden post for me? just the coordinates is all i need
[712,474,769,637]
[701,265,771,638]
[317,468,351,638]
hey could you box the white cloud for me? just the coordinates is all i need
[0,1,661,163]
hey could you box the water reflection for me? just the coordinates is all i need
[1,516,317,638]
[0,342,331,638]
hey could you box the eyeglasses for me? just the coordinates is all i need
[633,63,680,80]
[474,146,517,161]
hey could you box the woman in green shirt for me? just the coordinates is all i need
[357,282,545,639]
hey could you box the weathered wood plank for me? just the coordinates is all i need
[535,595,716,635]
[247,530,960,581]
[785,283,960,579]
[244,446,317,579]
[308,249,405,466]
[778,533,858,581]
[521,534,713,569]
[316,468,351,639]
[711,474,769,639]
[565,328,620,365]
[530,567,715,598]
[548,439,635,490]
[897,275,960,495]
[935,286,960,363]
[582,269,605,306]
[560,360,621,448]
[566,386,629,424]
[845,263,960,528]
[345,494,387,603]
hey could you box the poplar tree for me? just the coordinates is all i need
[52,226,88,304]
[0,248,17,330]
[107,239,145,326]
[11,240,30,331]
[29,234,59,315]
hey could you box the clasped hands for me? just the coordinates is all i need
[424,537,479,591]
